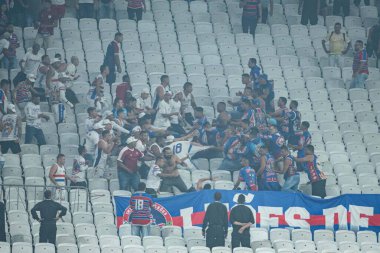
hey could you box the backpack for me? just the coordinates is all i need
[329,31,346,42]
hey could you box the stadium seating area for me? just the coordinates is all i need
[0,0,380,252]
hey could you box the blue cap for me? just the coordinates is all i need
[267,118,277,126]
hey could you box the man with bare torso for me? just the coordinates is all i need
[159,147,192,193]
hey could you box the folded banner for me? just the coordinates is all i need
[114,190,380,233]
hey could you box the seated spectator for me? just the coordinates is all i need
[159,147,193,193]
[181,82,196,126]
[70,146,89,188]
[0,104,21,154]
[24,95,49,145]
[116,74,132,104]
[234,157,258,191]
[136,88,154,114]
[257,144,281,191]
[277,145,300,193]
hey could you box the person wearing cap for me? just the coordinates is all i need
[117,136,145,191]
[169,90,186,135]
[13,73,41,118]
[24,95,50,145]
[116,74,132,104]
[136,88,153,114]
[14,43,43,87]
[0,104,22,154]
[34,0,57,50]
[84,122,104,165]
[181,82,197,126]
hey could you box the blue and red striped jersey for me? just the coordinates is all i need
[129,192,153,225]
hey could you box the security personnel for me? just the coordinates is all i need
[202,192,228,249]
[31,190,67,244]
[229,194,255,249]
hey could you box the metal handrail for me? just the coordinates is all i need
[0,184,90,212]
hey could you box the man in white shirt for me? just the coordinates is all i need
[14,43,43,86]
[24,95,50,145]
[84,122,104,165]
[154,91,176,130]
[136,88,153,114]
[85,106,101,133]
[169,90,186,135]
[146,157,165,196]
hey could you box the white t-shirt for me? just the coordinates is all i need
[85,130,100,156]
[71,155,87,183]
[85,118,95,133]
[23,51,43,75]
[146,164,162,191]
[24,102,42,129]
[182,92,193,114]
[155,100,171,129]
[170,99,181,124]
[0,38,9,59]
[136,139,146,153]
[136,96,152,110]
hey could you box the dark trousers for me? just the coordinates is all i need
[0,202,5,242]
[25,125,46,145]
[106,67,116,85]
[231,232,251,249]
[127,7,143,21]
[301,3,318,25]
[261,7,269,24]
[333,0,350,17]
[354,0,369,6]
[312,179,326,198]
[160,176,188,192]
[184,113,194,126]
[70,181,87,188]
[206,227,225,249]
[39,222,57,244]
[242,15,258,36]
[79,3,94,18]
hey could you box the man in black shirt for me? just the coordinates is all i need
[229,194,255,249]
[31,190,67,244]
[202,192,228,249]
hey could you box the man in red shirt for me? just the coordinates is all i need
[34,0,57,50]
[116,74,132,104]
[117,136,144,191]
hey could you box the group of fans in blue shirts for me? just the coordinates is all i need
[213,58,327,198]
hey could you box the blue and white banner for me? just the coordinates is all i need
[115,190,380,233]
